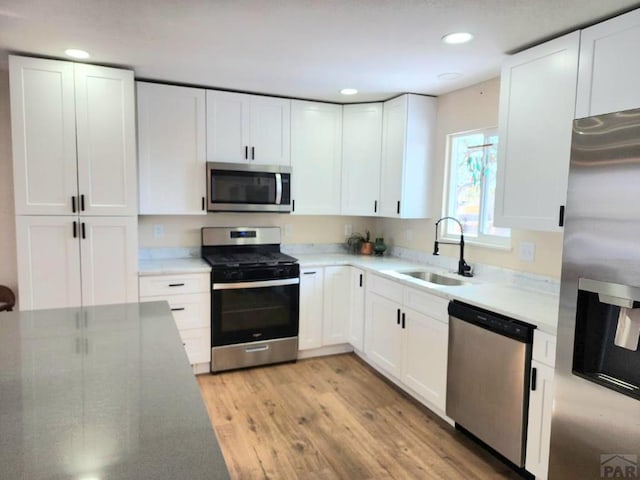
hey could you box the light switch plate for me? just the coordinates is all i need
[153,224,164,239]
[344,224,353,237]
[519,242,535,262]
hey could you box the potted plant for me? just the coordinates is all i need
[346,230,373,255]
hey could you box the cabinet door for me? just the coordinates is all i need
[9,56,78,215]
[341,103,383,216]
[79,216,138,307]
[206,90,251,163]
[525,361,555,480]
[291,100,342,215]
[250,96,291,166]
[576,9,640,118]
[402,307,448,411]
[322,266,351,346]
[348,267,366,351]
[137,82,206,215]
[299,268,324,350]
[494,32,579,231]
[15,216,82,310]
[364,292,402,378]
[74,64,137,216]
[379,94,434,219]
[379,95,405,217]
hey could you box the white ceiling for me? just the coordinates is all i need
[1,0,639,103]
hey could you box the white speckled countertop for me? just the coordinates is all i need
[137,251,559,335]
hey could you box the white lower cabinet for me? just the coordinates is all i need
[299,266,364,352]
[139,273,211,367]
[16,215,138,310]
[298,268,325,350]
[364,273,449,412]
[526,331,556,480]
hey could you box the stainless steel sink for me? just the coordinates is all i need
[402,271,468,286]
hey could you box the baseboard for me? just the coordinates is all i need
[298,343,354,359]
[193,362,211,375]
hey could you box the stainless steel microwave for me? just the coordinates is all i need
[206,162,292,213]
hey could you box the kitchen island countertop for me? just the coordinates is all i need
[0,302,229,480]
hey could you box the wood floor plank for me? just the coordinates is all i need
[198,353,523,479]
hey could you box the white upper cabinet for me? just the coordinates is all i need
[341,103,383,216]
[576,9,640,118]
[10,56,78,215]
[380,94,436,219]
[137,82,206,215]
[494,32,580,232]
[290,100,343,215]
[206,90,290,166]
[9,56,137,216]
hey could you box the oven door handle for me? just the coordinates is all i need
[275,173,283,205]
[213,277,300,290]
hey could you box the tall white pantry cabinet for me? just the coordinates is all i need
[9,55,138,310]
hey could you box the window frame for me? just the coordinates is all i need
[441,127,511,250]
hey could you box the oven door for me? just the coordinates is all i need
[212,278,299,346]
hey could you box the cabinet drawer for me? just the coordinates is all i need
[403,287,449,323]
[179,327,211,365]
[367,274,403,303]
[139,273,209,297]
[533,330,557,367]
[141,293,210,330]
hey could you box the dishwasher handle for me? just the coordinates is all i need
[448,300,535,343]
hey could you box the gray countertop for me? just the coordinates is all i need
[0,302,229,480]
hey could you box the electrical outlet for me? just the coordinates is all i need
[344,224,353,237]
[519,242,535,262]
[153,224,164,239]
[284,224,292,238]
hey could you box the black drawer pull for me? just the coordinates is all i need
[397,201,400,214]
[531,367,537,391]
[251,146,255,160]
[202,197,205,211]
[401,312,405,329]
[170,307,185,312]
[303,271,316,275]
[359,274,363,287]
[397,308,401,325]
[168,283,185,287]
[245,146,248,159]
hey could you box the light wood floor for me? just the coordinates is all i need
[198,353,522,480]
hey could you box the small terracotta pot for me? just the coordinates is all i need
[360,242,373,255]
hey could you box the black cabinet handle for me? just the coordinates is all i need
[202,197,205,211]
[72,221,77,238]
[170,307,185,312]
[244,146,248,160]
[359,274,363,287]
[251,146,255,160]
[72,196,77,213]
[292,199,295,212]
[531,367,537,391]
[168,283,185,287]
[402,312,406,329]
[374,200,377,213]
[396,201,400,215]
[81,222,86,239]
[559,205,565,227]
[303,271,316,275]
[397,308,401,325]
[80,194,85,211]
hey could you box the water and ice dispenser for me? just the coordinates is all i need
[573,278,640,399]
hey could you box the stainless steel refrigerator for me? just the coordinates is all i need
[549,108,640,479]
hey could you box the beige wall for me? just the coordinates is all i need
[376,78,564,278]
[139,214,375,248]
[0,69,17,294]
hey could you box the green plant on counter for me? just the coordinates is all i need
[346,229,371,253]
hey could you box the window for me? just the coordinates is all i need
[443,128,510,247]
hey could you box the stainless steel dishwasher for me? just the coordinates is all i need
[446,300,535,468]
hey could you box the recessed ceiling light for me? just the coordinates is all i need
[438,72,463,81]
[64,48,90,59]
[441,32,474,45]
[340,88,358,95]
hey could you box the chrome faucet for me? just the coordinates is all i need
[433,216,473,277]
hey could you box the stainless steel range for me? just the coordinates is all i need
[201,227,299,373]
